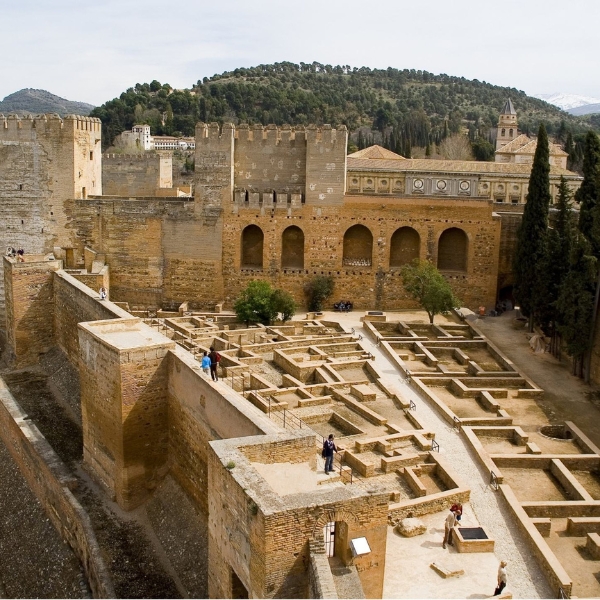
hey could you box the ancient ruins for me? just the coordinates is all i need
[1,103,600,598]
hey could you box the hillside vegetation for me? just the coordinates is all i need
[0,89,94,117]
[90,62,592,158]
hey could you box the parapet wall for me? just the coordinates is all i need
[53,270,131,365]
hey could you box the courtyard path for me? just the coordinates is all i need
[316,310,554,598]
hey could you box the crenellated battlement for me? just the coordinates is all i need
[195,122,345,147]
[0,113,101,140]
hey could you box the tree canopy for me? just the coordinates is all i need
[400,260,460,323]
[89,63,592,151]
[233,280,296,325]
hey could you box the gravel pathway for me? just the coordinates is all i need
[326,311,553,599]
[0,436,86,599]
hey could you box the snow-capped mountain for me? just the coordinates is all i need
[535,92,600,111]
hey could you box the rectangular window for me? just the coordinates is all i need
[90,151,93,160]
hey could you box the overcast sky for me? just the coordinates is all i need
[1,0,598,106]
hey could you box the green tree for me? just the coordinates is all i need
[400,260,460,324]
[556,236,597,377]
[577,131,600,256]
[513,123,551,330]
[271,288,296,321]
[233,281,296,325]
[234,280,278,325]
[304,275,335,311]
[539,177,575,352]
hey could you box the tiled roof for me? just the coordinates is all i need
[496,135,569,157]
[346,156,577,177]
[347,145,406,160]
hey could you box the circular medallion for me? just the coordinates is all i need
[459,180,470,191]
[437,180,447,190]
[413,179,424,190]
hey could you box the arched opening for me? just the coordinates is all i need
[241,225,264,269]
[437,228,468,271]
[501,128,506,136]
[509,128,513,137]
[281,226,304,269]
[390,227,420,267]
[343,224,373,267]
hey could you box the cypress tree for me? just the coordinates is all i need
[556,236,597,377]
[513,123,551,330]
[540,177,574,353]
[576,131,600,255]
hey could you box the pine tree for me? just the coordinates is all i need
[513,123,551,330]
[576,131,600,255]
[404,139,412,159]
[425,142,431,157]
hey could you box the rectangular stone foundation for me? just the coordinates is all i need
[452,526,495,553]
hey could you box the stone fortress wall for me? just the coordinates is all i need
[102,152,173,196]
[0,113,101,321]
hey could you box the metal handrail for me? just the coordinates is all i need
[432,439,440,452]
[558,587,568,599]
[490,471,499,491]
[409,399,416,411]
[453,416,461,432]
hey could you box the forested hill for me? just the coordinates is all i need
[91,62,591,153]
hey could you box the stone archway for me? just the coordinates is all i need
[390,226,420,268]
[241,225,264,269]
[437,227,468,271]
[281,225,304,269]
[343,225,373,267]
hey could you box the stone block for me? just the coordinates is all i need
[396,517,426,537]
[429,562,464,578]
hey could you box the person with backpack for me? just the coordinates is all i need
[322,434,338,474]
[208,346,221,381]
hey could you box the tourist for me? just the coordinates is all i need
[208,346,220,381]
[450,502,463,521]
[322,433,338,474]
[17,248,24,262]
[99,286,107,300]
[494,560,508,595]
[201,351,211,377]
[442,509,457,549]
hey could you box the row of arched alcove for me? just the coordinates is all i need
[241,224,468,272]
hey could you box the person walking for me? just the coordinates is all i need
[442,508,457,549]
[322,434,337,474]
[208,346,220,382]
[201,351,211,378]
[494,560,508,596]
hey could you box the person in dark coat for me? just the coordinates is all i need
[322,434,338,474]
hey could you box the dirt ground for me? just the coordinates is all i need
[475,311,600,449]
